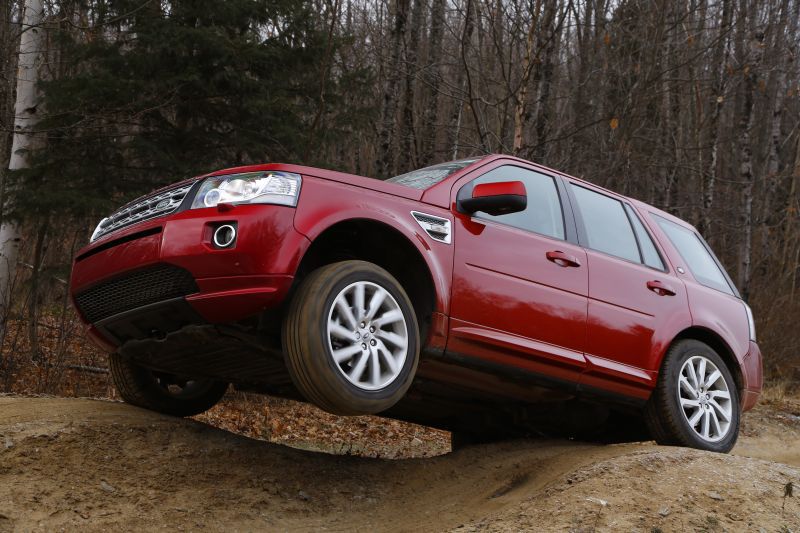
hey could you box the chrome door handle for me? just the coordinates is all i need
[546,250,581,268]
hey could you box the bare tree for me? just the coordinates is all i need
[1,0,44,338]
[377,0,410,178]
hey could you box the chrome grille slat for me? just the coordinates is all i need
[92,183,192,242]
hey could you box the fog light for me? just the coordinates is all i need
[213,224,236,248]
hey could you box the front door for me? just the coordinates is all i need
[447,163,589,386]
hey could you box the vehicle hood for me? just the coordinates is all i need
[207,163,424,202]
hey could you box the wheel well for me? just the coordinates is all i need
[293,219,437,340]
[672,327,744,393]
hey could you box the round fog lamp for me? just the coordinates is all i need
[213,224,236,248]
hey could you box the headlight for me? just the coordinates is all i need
[191,171,301,209]
[744,303,756,342]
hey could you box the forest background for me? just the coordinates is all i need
[0,0,798,398]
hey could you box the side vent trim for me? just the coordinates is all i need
[411,211,452,244]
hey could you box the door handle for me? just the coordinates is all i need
[546,250,581,268]
[647,280,676,296]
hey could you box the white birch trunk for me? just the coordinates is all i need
[0,0,45,329]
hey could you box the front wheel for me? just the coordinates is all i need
[645,339,740,453]
[109,352,228,417]
[283,260,420,415]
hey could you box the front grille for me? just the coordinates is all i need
[92,182,193,242]
[74,264,199,323]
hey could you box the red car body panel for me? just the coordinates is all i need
[70,155,762,414]
[447,160,589,391]
[73,203,305,346]
[291,175,454,317]
[634,200,761,397]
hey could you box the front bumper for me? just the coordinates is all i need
[71,204,309,349]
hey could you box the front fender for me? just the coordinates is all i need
[291,176,454,316]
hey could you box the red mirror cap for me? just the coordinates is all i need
[472,181,526,199]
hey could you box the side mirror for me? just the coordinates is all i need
[460,181,527,216]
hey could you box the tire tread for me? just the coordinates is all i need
[109,352,227,417]
[283,260,419,415]
[644,339,739,452]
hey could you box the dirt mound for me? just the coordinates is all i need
[0,397,798,532]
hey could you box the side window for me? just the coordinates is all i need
[653,215,735,295]
[461,165,565,240]
[625,204,665,270]
[570,184,641,263]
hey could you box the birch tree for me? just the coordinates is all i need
[0,0,44,336]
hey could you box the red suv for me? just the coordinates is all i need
[71,155,762,452]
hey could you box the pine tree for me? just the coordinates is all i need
[11,0,336,225]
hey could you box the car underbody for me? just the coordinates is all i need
[116,318,647,440]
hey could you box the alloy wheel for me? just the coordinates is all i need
[326,281,409,391]
[677,355,733,442]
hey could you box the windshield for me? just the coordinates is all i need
[386,158,482,189]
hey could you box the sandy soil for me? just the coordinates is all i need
[0,396,798,532]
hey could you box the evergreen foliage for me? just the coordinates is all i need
[10,0,372,220]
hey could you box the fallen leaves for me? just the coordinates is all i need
[195,392,450,459]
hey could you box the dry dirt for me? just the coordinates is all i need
[0,395,799,532]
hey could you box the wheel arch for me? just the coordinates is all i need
[291,217,443,342]
[669,327,744,394]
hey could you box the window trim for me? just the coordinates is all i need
[455,163,571,243]
[623,203,668,272]
[566,181,667,272]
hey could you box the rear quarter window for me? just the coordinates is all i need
[654,215,735,295]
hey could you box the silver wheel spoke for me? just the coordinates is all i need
[335,296,358,330]
[329,322,356,341]
[375,330,408,349]
[365,288,387,321]
[354,283,366,321]
[697,358,707,387]
[704,370,721,389]
[369,349,381,387]
[688,408,704,427]
[680,398,700,408]
[709,399,730,422]
[709,408,723,437]
[679,376,697,397]
[685,363,699,389]
[701,410,711,438]
[326,280,409,392]
[677,355,733,443]
[377,342,399,375]
[348,350,370,381]
[373,309,404,328]
[332,343,362,363]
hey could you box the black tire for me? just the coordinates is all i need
[283,260,420,415]
[645,339,740,453]
[109,352,228,417]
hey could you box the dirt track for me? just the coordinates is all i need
[0,396,798,532]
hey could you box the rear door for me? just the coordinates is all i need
[447,162,589,386]
[565,181,691,398]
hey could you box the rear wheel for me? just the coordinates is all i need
[283,260,420,415]
[109,352,228,417]
[645,339,740,453]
